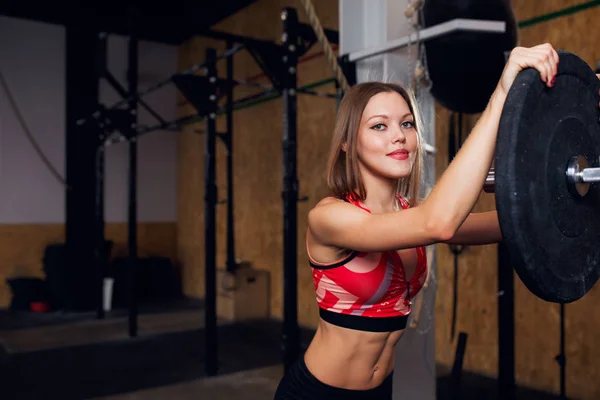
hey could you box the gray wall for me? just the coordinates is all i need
[0,16,178,224]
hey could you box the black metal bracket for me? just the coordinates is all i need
[216,132,230,149]
[172,74,219,118]
[243,22,340,93]
[89,106,135,141]
[300,24,339,45]
[339,54,357,86]
[191,23,338,93]
[97,29,165,128]
[297,23,339,55]
[102,70,167,126]
[246,41,285,91]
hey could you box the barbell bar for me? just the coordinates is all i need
[484,156,600,198]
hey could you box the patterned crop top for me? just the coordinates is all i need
[308,193,428,332]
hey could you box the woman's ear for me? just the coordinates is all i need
[341,142,348,152]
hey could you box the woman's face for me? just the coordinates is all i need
[354,91,418,181]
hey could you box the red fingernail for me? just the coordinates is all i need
[551,76,556,86]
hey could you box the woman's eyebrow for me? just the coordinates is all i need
[367,112,412,122]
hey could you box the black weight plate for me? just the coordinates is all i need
[495,50,600,303]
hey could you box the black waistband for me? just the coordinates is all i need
[319,308,408,332]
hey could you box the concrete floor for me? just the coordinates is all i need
[0,304,567,400]
[0,309,205,353]
[93,365,283,400]
[0,305,295,400]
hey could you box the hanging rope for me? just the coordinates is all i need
[299,0,351,92]
[0,66,68,189]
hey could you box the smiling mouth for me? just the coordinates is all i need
[387,150,409,160]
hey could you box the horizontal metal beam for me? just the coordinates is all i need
[346,19,506,63]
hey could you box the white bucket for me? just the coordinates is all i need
[103,277,114,312]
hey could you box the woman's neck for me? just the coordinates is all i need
[361,174,399,214]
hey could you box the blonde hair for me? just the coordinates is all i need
[326,81,425,206]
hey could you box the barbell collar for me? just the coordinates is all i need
[566,155,590,197]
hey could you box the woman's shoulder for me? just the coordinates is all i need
[308,196,353,228]
[313,195,346,209]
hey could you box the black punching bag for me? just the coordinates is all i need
[422,0,518,114]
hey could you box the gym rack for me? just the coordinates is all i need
[80,6,340,377]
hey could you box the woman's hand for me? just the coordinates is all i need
[497,43,559,97]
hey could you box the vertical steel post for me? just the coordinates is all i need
[204,47,219,377]
[127,28,139,338]
[226,41,236,274]
[498,241,515,400]
[281,7,300,373]
[94,32,108,319]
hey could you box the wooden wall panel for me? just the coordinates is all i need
[433,110,500,373]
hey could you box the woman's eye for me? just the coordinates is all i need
[402,121,414,129]
[372,123,386,131]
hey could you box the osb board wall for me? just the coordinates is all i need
[177,0,339,327]
[433,1,600,398]
[433,111,500,372]
[105,223,177,262]
[0,222,177,308]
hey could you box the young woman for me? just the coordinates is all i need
[274,43,561,399]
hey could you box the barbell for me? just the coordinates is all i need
[482,50,600,304]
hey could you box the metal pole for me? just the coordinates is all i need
[557,303,566,399]
[94,31,108,320]
[226,41,236,274]
[127,17,139,338]
[498,241,515,400]
[205,47,219,377]
[281,7,299,373]
[94,143,105,319]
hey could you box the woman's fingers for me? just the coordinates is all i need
[522,44,558,86]
[500,43,559,95]
[528,45,558,85]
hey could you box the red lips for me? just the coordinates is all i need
[387,149,409,160]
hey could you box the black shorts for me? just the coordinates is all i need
[274,357,393,400]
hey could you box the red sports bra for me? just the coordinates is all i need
[308,193,428,332]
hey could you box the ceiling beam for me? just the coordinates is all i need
[0,1,260,45]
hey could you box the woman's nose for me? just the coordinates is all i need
[392,128,406,143]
